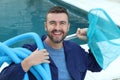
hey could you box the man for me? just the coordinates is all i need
[0,6,102,80]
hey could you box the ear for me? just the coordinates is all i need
[67,28,69,32]
[67,23,70,31]
[44,22,47,31]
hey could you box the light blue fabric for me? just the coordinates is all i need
[87,8,120,69]
[43,41,72,80]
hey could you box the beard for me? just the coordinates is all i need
[47,30,67,43]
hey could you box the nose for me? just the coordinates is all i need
[54,23,61,30]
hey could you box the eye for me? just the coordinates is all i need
[60,21,66,25]
[49,21,56,25]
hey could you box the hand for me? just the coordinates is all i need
[21,49,50,72]
[28,49,50,65]
[76,28,88,40]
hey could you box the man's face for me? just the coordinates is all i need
[45,13,70,43]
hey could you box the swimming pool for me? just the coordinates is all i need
[0,0,88,45]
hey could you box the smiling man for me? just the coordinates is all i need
[0,6,102,80]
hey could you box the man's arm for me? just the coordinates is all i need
[0,44,50,80]
[87,49,102,72]
[0,63,25,80]
[21,49,50,72]
[76,28,102,71]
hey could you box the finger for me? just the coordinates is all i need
[81,29,86,36]
[43,52,49,56]
[77,28,81,34]
[43,60,50,63]
[42,49,47,52]
[45,56,49,60]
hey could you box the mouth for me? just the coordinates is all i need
[52,30,63,36]
[48,30,66,43]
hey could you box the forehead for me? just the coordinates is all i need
[47,13,68,21]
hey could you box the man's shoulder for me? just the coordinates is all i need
[63,40,80,47]
[22,43,37,51]
[63,40,86,53]
[63,40,84,52]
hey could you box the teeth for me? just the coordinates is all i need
[54,32,61,35]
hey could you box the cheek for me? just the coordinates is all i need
[63,27,69,32]
[46,28,54,34]
[47,27,53,32]
[45,25,53,32]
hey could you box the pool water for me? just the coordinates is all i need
[0,0,88,45]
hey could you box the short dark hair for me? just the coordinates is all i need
[46,6,69,20]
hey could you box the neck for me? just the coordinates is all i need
[45,37,63,49]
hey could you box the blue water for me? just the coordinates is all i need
[0,0,88,45]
